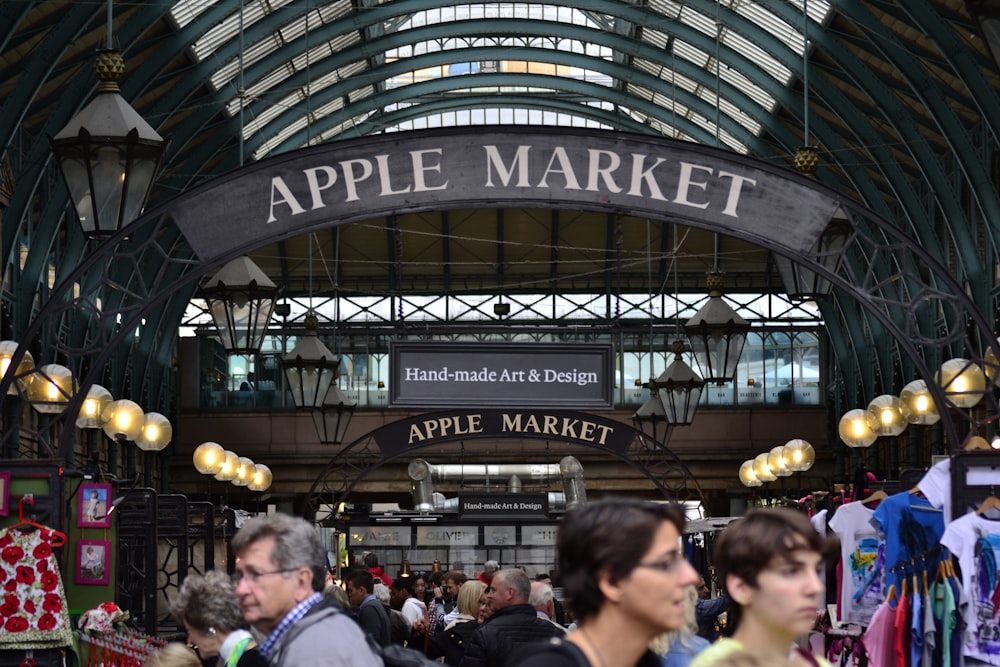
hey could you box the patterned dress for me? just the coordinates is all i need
[0,526,72,649]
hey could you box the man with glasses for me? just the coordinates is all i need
[231,513,381,667]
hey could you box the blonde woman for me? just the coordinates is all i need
[428,580,486,666]
[650,585,710,667]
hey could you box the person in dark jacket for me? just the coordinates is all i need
[459,568,565,667]
[346,569,393,647]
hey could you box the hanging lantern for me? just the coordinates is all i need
[311,384,357,445]
[773,214,851,301]
[281,312,340,409]
[652,340,705,426]
[632,388,673,447]
[49,50,165,237]
[201,256,279,355]
[683,272,750,384]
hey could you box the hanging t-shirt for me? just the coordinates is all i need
[0,526,72,649]
[919,458,999,525]
[871,491,945,592]
[931,571,958,667]
[941,511,1000,665]
[829,501,885,625]
[861,595,897,667]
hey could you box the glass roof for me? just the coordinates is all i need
[172,1,833,158]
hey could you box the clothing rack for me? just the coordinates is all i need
[78,628,165,667]
[887,543,944,575]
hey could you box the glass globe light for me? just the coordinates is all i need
[101,399,144,441]
[935,358,987,409]
[232,457,256,487]
[0,341,34,395]
[767,445,792,477]
[26,363,75,414]
[248,464,273,492]
[753,452,777,483]
[739,459,761,487]
[783,439,815,472]
[866,394,907,437]
[899,379,940,425]
[839,408,877,448]
[214,450,240,481]
[135,412,172,451]
[193,441,225,474]
[76,384,112,429]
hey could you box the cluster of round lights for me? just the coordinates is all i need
[739,439,815,487]
[192,441,272,492]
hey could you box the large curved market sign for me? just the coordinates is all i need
[169,125,842,262]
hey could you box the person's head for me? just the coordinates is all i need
[483,560,499,576]
[696,575,710,599]
[344,569,376,608]
[169,570,246,658]
[457,580,487,617]
[443,570,468,599]
[714,507,836,640]
[389,577,415,610]
[476,592,493,623]
[485,568,531,612]
[145,643,202,667]
[412,573,429,600]
[324,581,350,609]
[535,572,552,585]
[230,513,327,634]
[529,581,555,618]
[556,497,698,634]
[373,582,391,606]
[363,552,380,569]
[90,490,98,499]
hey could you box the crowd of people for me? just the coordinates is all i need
[147,501,834,667]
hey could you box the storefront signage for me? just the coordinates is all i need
[416,524,479,546]
[460,493,549,519]
[371,408,635,456]
[521,525,560,546]
[347,525,412,546]
[389,341,613,409]
[169,127,842,264]
[484,525,517,545]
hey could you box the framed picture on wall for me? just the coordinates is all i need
[76,539,110,585]
[77,482,112,528]
[0,471,9,516]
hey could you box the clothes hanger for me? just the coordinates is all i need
[860,489,888,505]
[885,583,897,604]
[11,495,66,547]
[976,494,1000,518]
[964,435,992,450]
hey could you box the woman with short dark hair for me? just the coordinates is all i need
[169,571,266,667]
[517,497,700,667]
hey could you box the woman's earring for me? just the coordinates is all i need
[207,628,217,637]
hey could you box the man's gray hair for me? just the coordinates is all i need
[529,581,554,608]
[496,568,531,602]
[230,513,327,592]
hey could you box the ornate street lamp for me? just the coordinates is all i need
[281,312,340,410]
[782,439,815,472]
[899,379,940,425]
[866,394,908,437]
[651,340,705,426]
[214,450,240,482]
[135,412,172,452]
[312,384,357,445]
[684,272,750,384]
[248,464,273,492]
[201,256,279,355]
[49,50,165,237]
[632,389,673,448]
[26,364,75,414]
[0,341,34,396]
[935,357,988,409]
[193,441,226,475]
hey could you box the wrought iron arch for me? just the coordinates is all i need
[301,409,705,518]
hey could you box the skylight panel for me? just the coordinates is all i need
[169,0,216,29]
[721,30,791,85]
[736,3,799,51]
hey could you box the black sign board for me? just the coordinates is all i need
[371,408,635,456]
[389,341,614,409]
[460,493,549,519]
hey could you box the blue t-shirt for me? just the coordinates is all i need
[871,492,944,591]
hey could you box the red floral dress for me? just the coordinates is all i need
[0,527,72,648]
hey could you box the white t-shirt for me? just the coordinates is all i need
[920,457,999,525]
[828,500,884,625]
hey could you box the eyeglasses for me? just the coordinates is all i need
[231,568,296,586]
[635,551,688,574]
